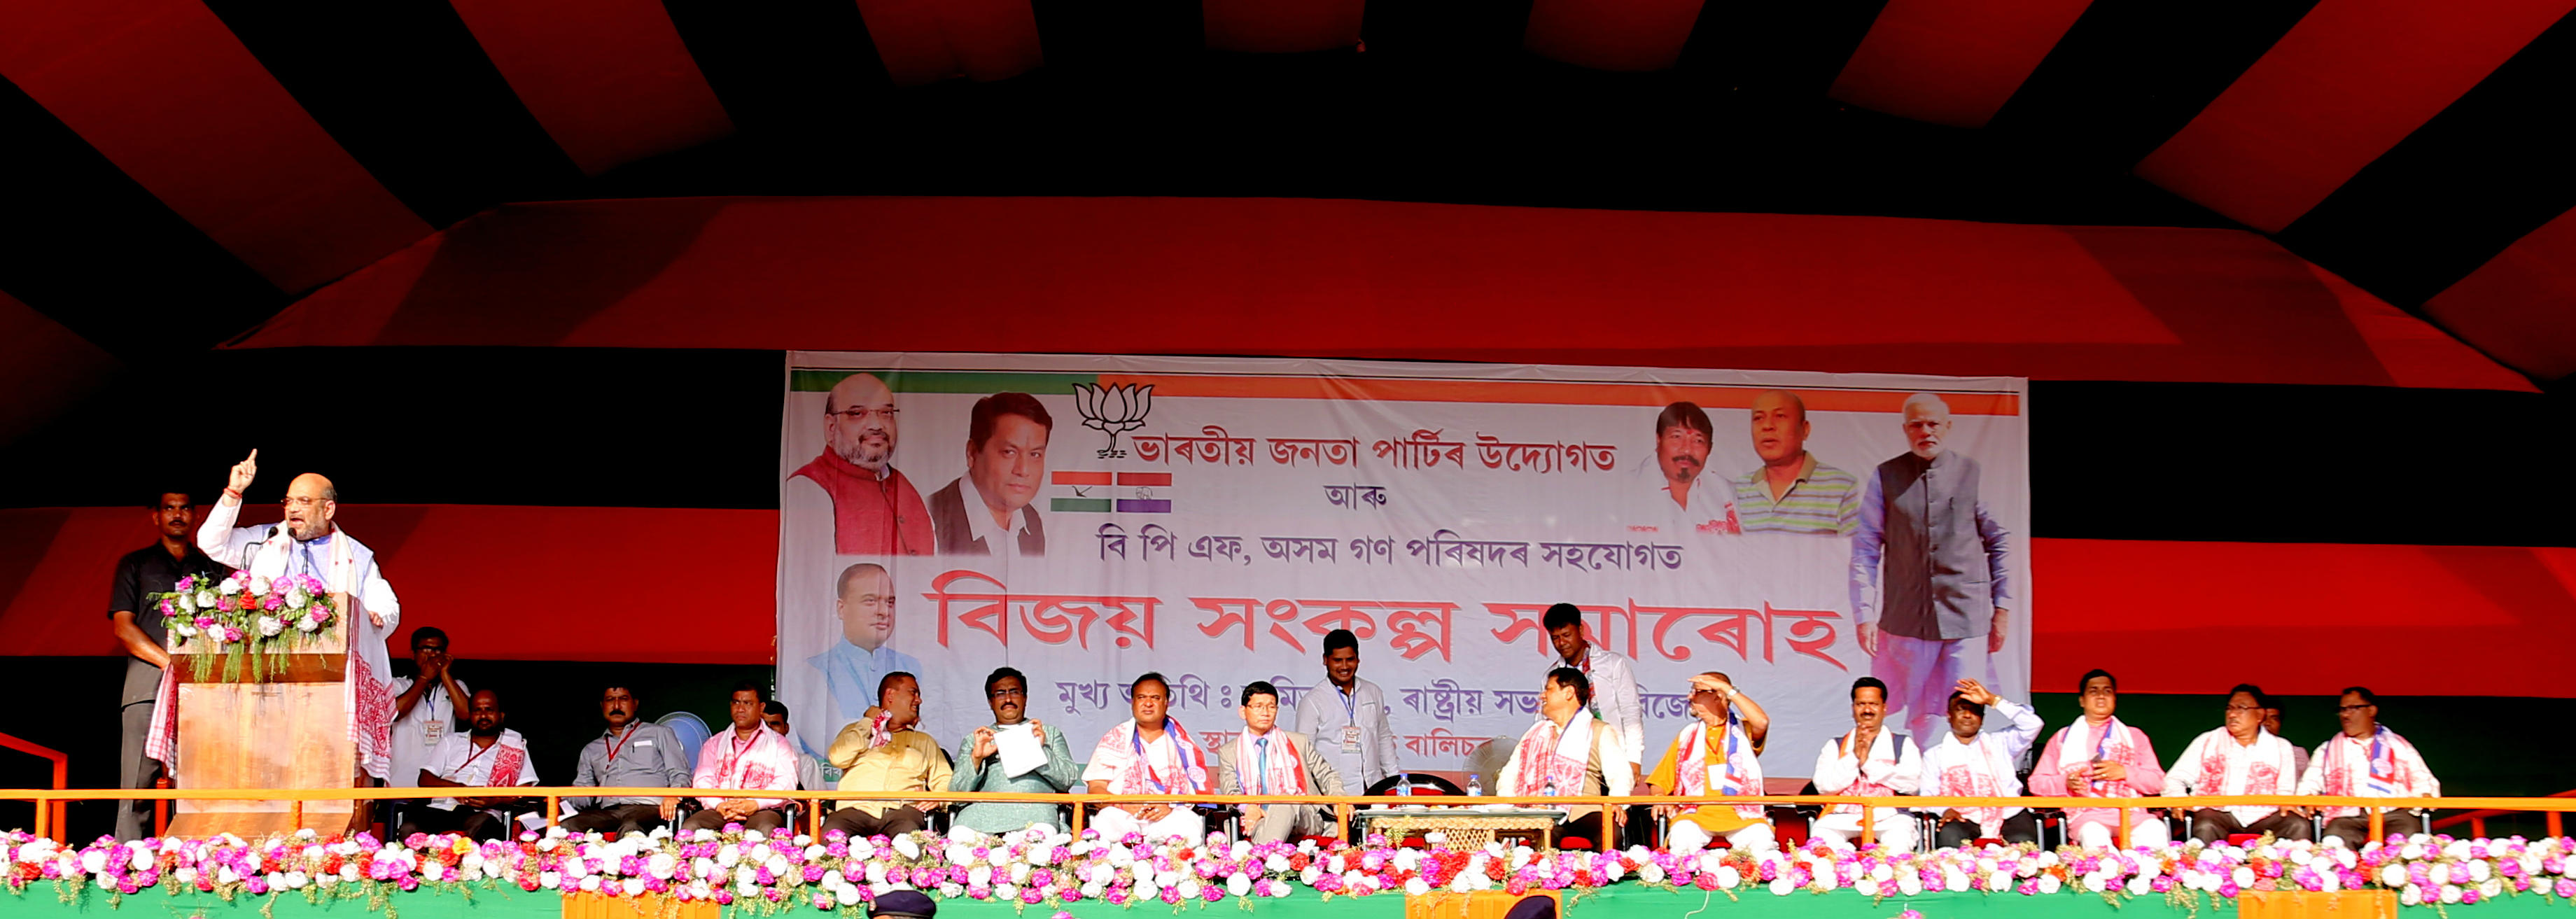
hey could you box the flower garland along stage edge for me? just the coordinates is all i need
[151,570,337,682]
[9,825,2576,916]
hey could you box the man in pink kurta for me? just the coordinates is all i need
[2029,669,2168,849]
[686,683,800,833]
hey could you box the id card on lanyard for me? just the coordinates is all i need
[422,685,447,745]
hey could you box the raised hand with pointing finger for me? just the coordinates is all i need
[225,449,259,500]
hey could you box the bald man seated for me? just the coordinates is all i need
[199,450,407,825]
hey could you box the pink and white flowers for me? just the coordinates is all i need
[153,571,335,680]
[8,826,2575,915]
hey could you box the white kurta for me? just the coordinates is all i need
[194,497,403,779]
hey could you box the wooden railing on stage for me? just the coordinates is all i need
[2433,790,2576,839]
[8,787,2574,846]
[0,733,67,842]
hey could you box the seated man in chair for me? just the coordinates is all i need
[2297,686,2438,846]
[1497,667,1632,848]
[1083,673,1213,841]
[685,682,799,833]
[823,672,951,839]
[1811,677,1923,850]
[1919,678,2042,847]
[1648,672,1774,852]
[400,689,538,841]
[1216,681,1341,843]
[2165,683,2309,842]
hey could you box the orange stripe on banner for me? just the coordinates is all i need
[1118,472,1174,486]
[1051,470,1114,486]
[1096,374,2021,415]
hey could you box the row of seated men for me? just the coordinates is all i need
[390,661,2438,853]
[1527,667,2439,854]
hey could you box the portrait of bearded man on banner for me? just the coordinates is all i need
[786,372,936,556]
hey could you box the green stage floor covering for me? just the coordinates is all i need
[9,886,2566,918]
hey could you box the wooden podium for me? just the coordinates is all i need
[164,625,354,837]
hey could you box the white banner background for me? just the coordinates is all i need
[777,352,2029,783]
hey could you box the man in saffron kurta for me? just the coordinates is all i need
[2029,669,2168,849]
[1083,673,1211,841]
[2165,684,2309,842]
[785,372,935,556]
[686,683,800,833]
[2296,686,2439,846]
[1646,673,1773,852]
[1216,681,1342,843]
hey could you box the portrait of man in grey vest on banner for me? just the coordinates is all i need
[1847,393,2014,744]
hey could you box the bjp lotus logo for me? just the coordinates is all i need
[1070,383,1154,459]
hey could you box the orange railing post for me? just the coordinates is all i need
[154,776,172,837]
[0,731,69,842]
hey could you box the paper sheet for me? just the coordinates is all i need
[997,723,1046,778]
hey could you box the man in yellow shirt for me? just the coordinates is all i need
[822,672,952,837]
[1645,673,1774,852]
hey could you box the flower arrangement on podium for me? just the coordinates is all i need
[150,570,337,682]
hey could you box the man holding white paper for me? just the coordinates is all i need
[951,667,1079,833]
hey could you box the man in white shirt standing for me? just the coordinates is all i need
[1292,629,1399,790]
[1812,677,1924,850]
[389,628,470,804]
[2166,684,2310,842]
[1919,678,2041,847]
[396,689,538,841]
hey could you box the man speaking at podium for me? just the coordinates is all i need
[196,449,404,825]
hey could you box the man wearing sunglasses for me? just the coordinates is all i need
[789,372,936,556]
[949,667,1079,833]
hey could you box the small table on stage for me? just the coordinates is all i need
[1356,805,1569,850]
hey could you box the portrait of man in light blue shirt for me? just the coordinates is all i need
[806,562,921,746]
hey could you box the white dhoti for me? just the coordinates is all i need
[1667,819,1774,853]
[1811,809,1918,852]
[1093,806,1206,843]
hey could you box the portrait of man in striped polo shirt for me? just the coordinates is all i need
[1731,389,1863,535]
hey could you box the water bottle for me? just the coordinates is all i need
[1541,776,1558,798]
[1466,774,1483,797]
[1397,773,1413,797]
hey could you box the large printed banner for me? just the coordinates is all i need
[777,353,2029,778]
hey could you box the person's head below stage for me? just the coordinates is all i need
[2223,684,2269,743]
[1131,672,1172,734]
[1849,676,1888,736]
[1945,688,1985,741]
[283,472,338,541]
[2337,685,2381,738]
[986,667,1029,725]
[834,563,895,652]
[965,391,1051,529]
[1541,666,1590,725]
[1543,603,1588,666]
[1653,400,1713,506]
[1322,628,1361,690]
[603,682,639,731]
[1900,393,1952,461]
[878,671,921,729]
[826,372,902,473]
[728,680,766,738]
[763,699,793,737]
[151,490,197,547]
[465,689,505,740]
[1749,389,1810,471]
[1240,681,1282,735]
[2078,668,2118,723]
[871,888,938,919]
